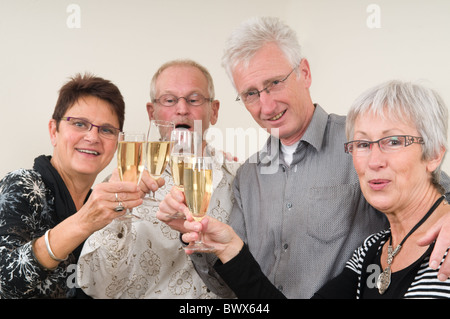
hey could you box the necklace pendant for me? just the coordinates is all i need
[375,196,444,296]
[377,266,391,295]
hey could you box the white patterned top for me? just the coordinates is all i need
[77,147,239,298]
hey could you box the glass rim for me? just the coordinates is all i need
[118,131,146,141]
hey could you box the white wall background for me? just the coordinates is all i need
[1,0,449,185]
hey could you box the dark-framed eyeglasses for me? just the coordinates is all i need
[61,117,121,140]
[344,135,424,156]
[153,93,213,107]
[235,65,298,104]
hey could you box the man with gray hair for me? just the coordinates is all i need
[161,17,450,298]
[77,59,240,298]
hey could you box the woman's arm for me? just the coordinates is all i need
[0,170,68,298]
[214,243,286,299]
[182,216,286,299]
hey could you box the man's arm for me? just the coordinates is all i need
[418,170,450,280]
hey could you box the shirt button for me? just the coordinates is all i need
[286,202,292,209]
[283,243,289,250]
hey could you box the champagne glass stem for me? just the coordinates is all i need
[196,231,204,246]
[119,208,140,220]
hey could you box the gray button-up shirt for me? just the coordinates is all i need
[192,104,449,298]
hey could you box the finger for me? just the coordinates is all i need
[109,181,140,192]
[182,232,199,244]
[170,186,185,203]
[184,209,195,222]
[436,257,450,281]
[201,216,210,229]
[156,209,185,221]
[158,196,182,217]
[103,181,142,196]
[140,174,165,192]
[112,200,126,213]
[156,209,176,222]
[417,223,440,246]
[156,212,187,232]
[418,219,450,280]
[112,190,143,203]
[428,230,450,271]
[121,198,144,210]
[88,184,131,207]
[139,171,155,194]
[155,177,165,188]
[183,219,202,233]
[160,192,187,216]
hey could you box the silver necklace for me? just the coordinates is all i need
[377,195,445,295]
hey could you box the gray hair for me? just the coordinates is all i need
[346,80,448,189]
[150,59,215,101]
[221,16,303,87]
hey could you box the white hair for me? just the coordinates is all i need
[346,80,448,189]
[221,16,303,88]
[150,59,215,101]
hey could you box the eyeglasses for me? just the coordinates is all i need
[235,65,298,104]
[153,93,213,107]
[61,117,121,140]
[344,135,424,156]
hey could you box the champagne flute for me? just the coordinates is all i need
[183,156,214,251]
[145,120,174,202]
[168,129,196,219]
[117,132,146,219]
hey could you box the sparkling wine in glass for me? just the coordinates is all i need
[145,120,174,202]
[183,156,214,251]
[117,132,146,219]
[168,129,197,219]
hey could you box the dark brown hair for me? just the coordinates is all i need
[52,73,125,130]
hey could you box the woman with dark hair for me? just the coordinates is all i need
[0,73,142,298]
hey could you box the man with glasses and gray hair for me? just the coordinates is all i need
[159,16,450,298]
[77,59,240,299]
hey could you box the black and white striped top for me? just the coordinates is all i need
[346,230,450,299]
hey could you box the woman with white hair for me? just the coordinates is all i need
[180,80,450,298]
[338,80,449,298]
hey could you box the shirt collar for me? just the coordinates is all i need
[257,104,329,166]
[301,104,328,152]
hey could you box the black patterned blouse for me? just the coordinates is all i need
[0,156,80,298]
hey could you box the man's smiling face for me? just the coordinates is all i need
[232,42,315,146]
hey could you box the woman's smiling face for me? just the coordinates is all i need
[352,111,435,214]
[49,95,119,179]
